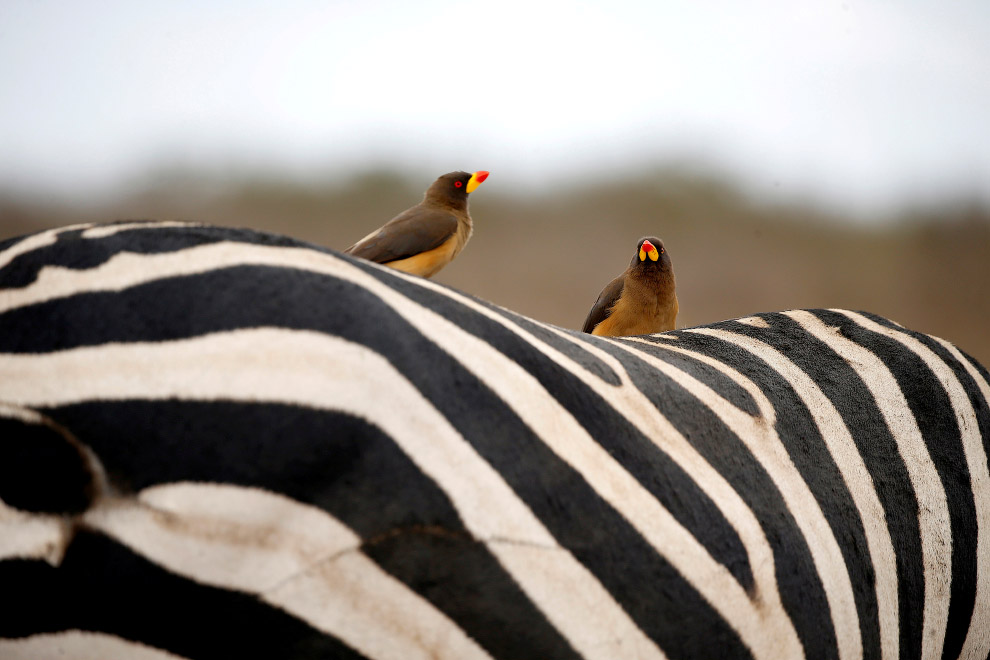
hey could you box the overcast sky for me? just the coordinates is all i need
[1,0,989,215]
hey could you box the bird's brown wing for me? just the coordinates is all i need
[581,274,626,333]
[345,206,459,264]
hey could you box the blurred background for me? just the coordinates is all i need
[1,0,988,365]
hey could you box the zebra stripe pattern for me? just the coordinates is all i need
[1,221,988,660]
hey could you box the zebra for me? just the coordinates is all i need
[0,220,988,660]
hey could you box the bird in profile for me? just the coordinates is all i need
[581,237,678,336]
[344,170,489,278]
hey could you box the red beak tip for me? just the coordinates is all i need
[475,171,490,182]
[642,240,655,252]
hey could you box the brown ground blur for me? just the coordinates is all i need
[2,168,988,368]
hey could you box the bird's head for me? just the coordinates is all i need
[425,170,489,207]
[629,237,671,271]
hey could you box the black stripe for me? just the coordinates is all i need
[0,530,367,659]
[639,322,882,659]
[44,402,465,538]
[811,309,980,660]
[0,416,98,514]
[0,230,38,253]
[359,529,582,658]
[0,264,355,352]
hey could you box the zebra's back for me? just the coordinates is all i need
[1,221,988,660]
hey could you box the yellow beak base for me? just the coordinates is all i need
[466,172,483,193]
[639,248,647,261]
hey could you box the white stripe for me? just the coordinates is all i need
[735,316,770,328]
[0,221,195,281]
[93,483,365,592]
[684,326,899,660]
[80,221,200,239]
[935,341,990,660]
[0,240,248,313]
[0,402,44,424]
[837,311,990,660]
[84,483,494,660]
[0,326,664,660]
[625,332,863,660]
[785,310,952,660]
[0,499,68,564]
[0,222,95,271]
[0,631,187,660]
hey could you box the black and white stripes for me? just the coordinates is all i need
[1,221,988,660]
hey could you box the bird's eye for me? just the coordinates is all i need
[660,247,665,253]
[454,181,463,188]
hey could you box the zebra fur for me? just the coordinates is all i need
[0,220,988,660]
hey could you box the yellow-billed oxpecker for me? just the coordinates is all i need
[581,237,678,336]
[344,170,489,278]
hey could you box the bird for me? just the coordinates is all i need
[581,236,678,336]
[344,170,489,278]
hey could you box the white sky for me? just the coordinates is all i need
[1,0,989,215]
